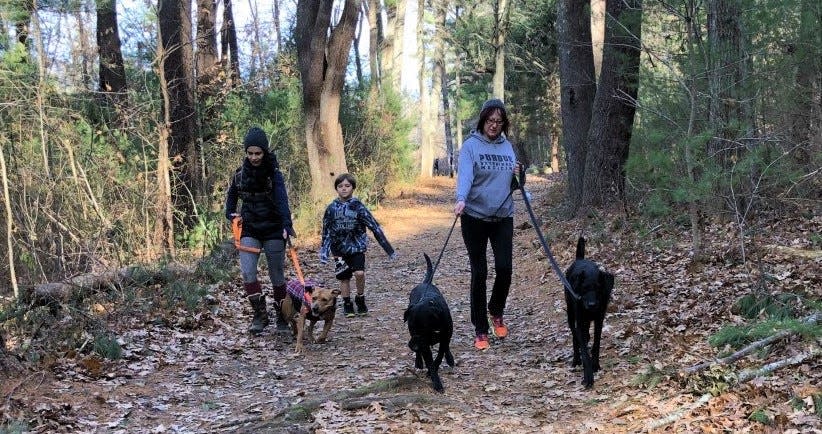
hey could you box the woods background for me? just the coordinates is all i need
[0,0,820,431]
[0,0,818,324]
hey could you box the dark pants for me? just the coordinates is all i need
[460,214,513,335]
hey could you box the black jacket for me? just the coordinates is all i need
[224,154,294,240]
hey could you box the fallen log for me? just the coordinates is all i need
[648,347,820,430]
[26,263,194,306]
[681,312,821,376]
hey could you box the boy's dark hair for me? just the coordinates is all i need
[334,173,357,190]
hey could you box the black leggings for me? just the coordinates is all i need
[460,214,513,335]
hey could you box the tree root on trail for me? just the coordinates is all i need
[648,347,820,431]
[214,374,463,432]
[681,312,820,376]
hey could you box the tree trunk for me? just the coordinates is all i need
[492,0,510,99]
[367,0,380,85]
[296,0,359,202]
[156,100,175,255]
[0,141,19,299]
[453,15,463,167]
[248,1,267,81]
[580,0,642,211]
[273,0,283,53]
[96,0,127,97]
[684,0,703,257]
[435,0,454,166]
[28,3,52,179]
[75,5,92,91]
[381,0,398,86]
[158,0,202,229]
[221,0,241,84]
[789,0,820,153]
[416,0,434,177]
[196,0,218,87]
[353,4,365,87]
[557,0,596,212]
[390,0,407,90]
[196,0,219,192]
[707,0,743,167]
[429,0,448,178]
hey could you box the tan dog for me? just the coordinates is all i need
[280,281,340,354]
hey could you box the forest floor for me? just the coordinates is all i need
[1,174,821,433]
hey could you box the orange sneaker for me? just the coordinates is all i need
[474,333,490,350]
[490,315,508,338]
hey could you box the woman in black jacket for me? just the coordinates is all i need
[225,127,295,334]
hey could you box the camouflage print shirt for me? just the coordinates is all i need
[319,197,394,262]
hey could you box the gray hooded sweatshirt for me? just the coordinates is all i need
[455,130,517,219]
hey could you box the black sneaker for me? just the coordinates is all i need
[354,295,368,316]
[343,299,356,318]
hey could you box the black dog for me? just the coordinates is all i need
[565,236,614,388]
[404,253,455,392]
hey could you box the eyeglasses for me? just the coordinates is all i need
[486,118,504,126]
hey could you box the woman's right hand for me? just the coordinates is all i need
[454,200,465,216]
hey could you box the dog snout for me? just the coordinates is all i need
[582,292,600,310]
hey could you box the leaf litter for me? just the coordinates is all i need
[1,175,820,433]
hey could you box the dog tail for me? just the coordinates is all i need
[422,253,434,285]
[576,236,586,260]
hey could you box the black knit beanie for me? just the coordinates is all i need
[481,98,505,112]
[243,127,269,152]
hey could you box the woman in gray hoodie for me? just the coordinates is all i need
[454,98,518,351]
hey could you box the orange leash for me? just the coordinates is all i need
[287,239,312,312]
[231,217,262,253]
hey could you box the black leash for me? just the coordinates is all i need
[431,214,459,278]
[514,167,581,301]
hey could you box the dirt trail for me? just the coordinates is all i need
[3,175,820,433]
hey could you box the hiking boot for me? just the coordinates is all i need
[474,333,490,350]
[354,295,368,316]
[490,314,508,338]
[248,294,270,335]
[272,300,290,332]
[343,299,356,318]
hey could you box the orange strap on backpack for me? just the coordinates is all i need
[231,217,261,253]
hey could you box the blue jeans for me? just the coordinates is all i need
[239,237,286,287]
